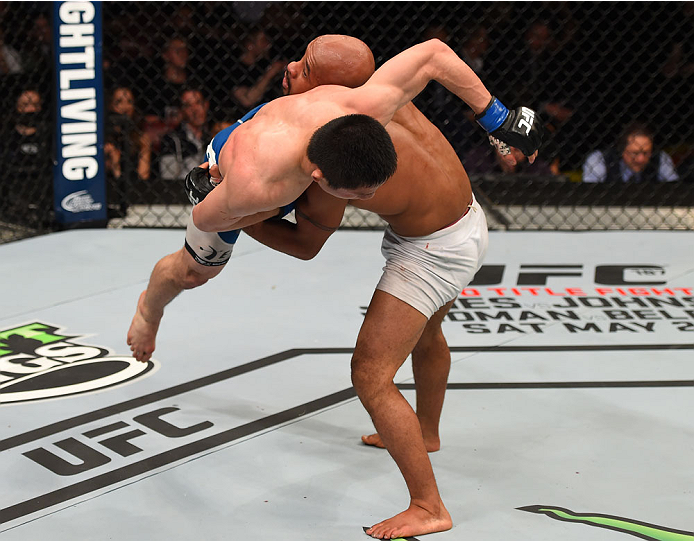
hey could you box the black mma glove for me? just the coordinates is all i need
[185,166,220,205]
[475,97,544,157]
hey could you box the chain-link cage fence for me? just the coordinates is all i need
[1,2,693,243]
[0,5,54,243]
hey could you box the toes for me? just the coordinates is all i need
[361,434,385,448]
[367,523,386,539]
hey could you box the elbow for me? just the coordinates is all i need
[191,206,215,233]
[294,240,325,261]
[423,37,451,57]
[296,246,320,261]
[418,38,453,80]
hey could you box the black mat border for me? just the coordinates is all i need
[1,344,692,526]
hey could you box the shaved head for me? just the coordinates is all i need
[284,34,375,95]
[310,35,375,88]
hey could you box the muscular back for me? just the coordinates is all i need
[215,90,352,211]
[352,103,473,237]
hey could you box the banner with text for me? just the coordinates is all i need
[52,1,106,224]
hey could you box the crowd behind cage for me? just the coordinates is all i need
[1,1,693,227]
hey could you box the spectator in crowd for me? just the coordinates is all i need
[228,28,285,112]
[105,86,153,181]
[138,36,198,149]
[105,86,153,217]
[0,26,22,74]
[159,88,211,182]
[582,122,679,183]
[465,144,554,177]
[0,88,53,226]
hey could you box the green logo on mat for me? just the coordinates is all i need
[519,505,694,541]
[0,322,156,404]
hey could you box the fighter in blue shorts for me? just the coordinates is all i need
[183,103,296,266]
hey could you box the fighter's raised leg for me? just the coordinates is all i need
[127,247,226,362]
[127,212,235,362]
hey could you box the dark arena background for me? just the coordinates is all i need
[1,1,693,242]
[1,3,694,540]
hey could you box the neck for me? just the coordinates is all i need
[186,123,203,140]
[299,154,317,178]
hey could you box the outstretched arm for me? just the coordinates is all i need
[348,39,544,159]
[348,39,491,125]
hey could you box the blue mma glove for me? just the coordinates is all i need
[476,96,544,157]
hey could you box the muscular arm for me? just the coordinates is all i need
[347,39,492,125]
[191,174,281,232]
[243,185,347,260]
[191,145,297,232]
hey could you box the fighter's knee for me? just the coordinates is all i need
[413,327,445,355]
[350,353,388,399]
[350,360,367,392]
[179,267,215,289]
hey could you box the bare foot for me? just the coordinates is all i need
[365,501,452,539]
[126,291,160,362]
[361,432,441,453]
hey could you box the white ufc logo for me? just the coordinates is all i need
[517,107,535,135]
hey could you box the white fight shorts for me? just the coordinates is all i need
[376,196,488,318]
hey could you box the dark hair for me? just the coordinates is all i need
[618,122,654,150]
[179,86,205,105]
[307,114,397,190]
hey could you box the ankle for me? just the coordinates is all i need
[409,498,443,516]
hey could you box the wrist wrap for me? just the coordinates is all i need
[475,96,509,132]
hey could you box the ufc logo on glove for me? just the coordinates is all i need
[517,108,535,135]
[475,97,544,156]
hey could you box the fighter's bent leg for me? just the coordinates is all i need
[412,298,454,450]
[127,248,225,362]
[362,299,454,453]
[127,214,235,362]
[353,290,452,539]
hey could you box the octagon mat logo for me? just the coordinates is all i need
[519,506,694,541]
[0,322,156,404]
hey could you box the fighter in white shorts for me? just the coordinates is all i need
[240,34,543,539]
[377,195,488,319]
